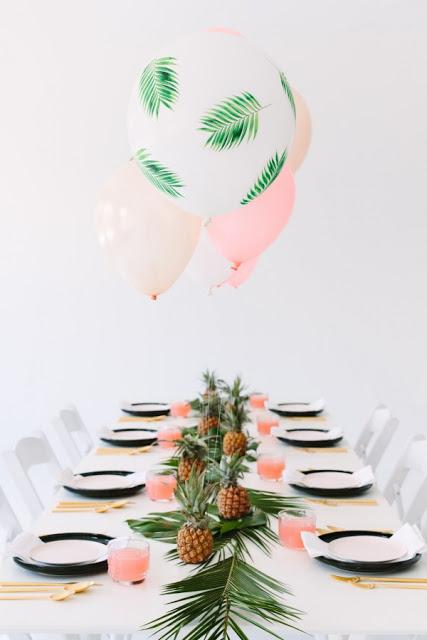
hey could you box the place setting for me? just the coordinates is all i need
[0,579,100,601]
[120,401,171,417]
[98,426,158,448]
[268,397,325,417]
[57,468,146,499]
[284,465,375,497]
[271,424,344,448]
[6,531,113,577]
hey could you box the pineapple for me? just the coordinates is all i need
[217,455,251,520]
[224,375,249,409]
[223,400,249,456]
[176,434,208,482]
[175,470,215,564]
[201,369,224,399]
[197,393,223,437]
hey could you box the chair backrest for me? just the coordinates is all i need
[355,405,398,470]
[383,434,427,525]
[54,405,93,466]
[2,430,62,519]
[0,485,22,551]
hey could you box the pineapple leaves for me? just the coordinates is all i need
[139,56,179,117]
[199,91,268,151]
[279,70,296,118]
[135,148,184,198]
[144,554,302,640]
[248,489,304,517]
[240,149,287,205]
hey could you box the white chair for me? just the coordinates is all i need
[2,430,62,519]
[354,404,398,470]
[0,485,22,550]
[54,405,93,466]
[384,434,427,526]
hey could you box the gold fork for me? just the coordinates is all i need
[332,574,427,584]
[53,499,130,513]
[308,498,378,507]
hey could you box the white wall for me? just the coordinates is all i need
[0,0,426,451]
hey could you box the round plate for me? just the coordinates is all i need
[63,470,145,498]
[30,539,107,565]
[13,532,112,576]
[269,402,324,417]
[316,530,421,573]
[328,535,406,563]
[290,469,373,497]
[100,429,158,448]
[121,402,170,417]
[277,428,343,448]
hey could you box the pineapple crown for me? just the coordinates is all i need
[217,454,249,487]
[175,469,215,529]
[223,375,249,404]
[223,399,249,433]
[202,369,225,393]
[192,390,225,417]
[176,433,208,461]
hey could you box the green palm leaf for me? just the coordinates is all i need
[135,148,184,198]
[145,553,301,640]
[138,57,178,117]
[279,70,296,118]
[240,150,287,205]
[199,92,267,151]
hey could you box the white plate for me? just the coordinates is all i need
[328,536,407,563]
[283,429,332,442]
[302,472,358,490]
[30,540,108,565]
[73,475,131,490]
[121,403,170,412]
[105,430,156,441]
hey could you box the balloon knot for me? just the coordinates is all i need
[150,294,157,301]
[231,262,241,271]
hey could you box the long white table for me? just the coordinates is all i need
[0,414,426,637]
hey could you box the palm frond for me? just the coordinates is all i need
[240,150,287,205]
[139,56,178,117]
[279,70,296,119]
[247,489,304,517]
[144,553,301,640]
[135,148,184,198]
[199,92,267,151]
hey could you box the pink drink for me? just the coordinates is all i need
[158,426,182,449]
[250,394,268,409]
[108,547,150,583]
[257,416,279,436]
[170,402,191,418]
[278,512,316,549]
[257,455,285,481]
[146,473,177,501]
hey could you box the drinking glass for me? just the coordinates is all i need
[278,509,316,550]
[146,467,177,502]
[107,536,150,585]
[257,452,285,481]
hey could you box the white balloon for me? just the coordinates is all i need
[128,30,295,217]
[95,162,201,299]
[185,228,230,292]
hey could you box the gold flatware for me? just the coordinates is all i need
[0,589,80,601]
[331,574,427,584]
[326,525,393,534]
[53,499,130,513]
[118,415,165,423]
[0,580,100,587]
[0,580,97,594]
[95,446,152,456]
[301,447,348,453]
[354,582,427,590]
[57,500,135,507]
[308,498,378,506]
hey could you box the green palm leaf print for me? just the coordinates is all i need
[135,149,184,198]
[138,57,178,117]
[199,91,268,151]
[279,70,296,118]
[241,150,287,205]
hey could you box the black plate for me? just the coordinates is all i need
[63,470,145,498]
[269,403,323,417]
[316,530,421,573]
[277,428,343,448]
[121,402,170,417]
[13,532,113,576]
[100,429,158,448]
[289,469,373,497]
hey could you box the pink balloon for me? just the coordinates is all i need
[287,88,312,173]
[207,167,295,265]
[224,257,258,288]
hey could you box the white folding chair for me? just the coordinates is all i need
[354,404,398,470]
[54,404,93,466]
[383,434,427,526]
[2,430,62,519]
